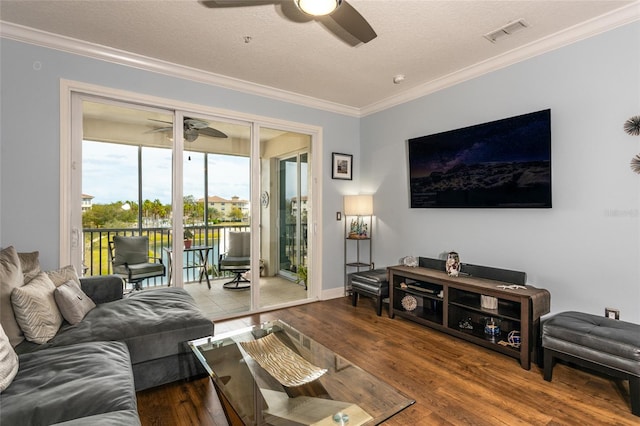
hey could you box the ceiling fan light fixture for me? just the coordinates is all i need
[295,0,341,16]
[184,128,199,142]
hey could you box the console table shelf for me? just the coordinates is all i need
[344,217,373,295]
[388,264,550,370]
[346,261,372,267]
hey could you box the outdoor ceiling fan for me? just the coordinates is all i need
[149,117,228,142]
[201,0,377,45]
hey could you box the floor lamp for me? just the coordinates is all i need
[344,195,373,238]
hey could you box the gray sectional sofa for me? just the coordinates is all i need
[1,246,214,426]
[5,340,140,425]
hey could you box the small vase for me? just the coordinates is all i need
[446,251,460,277]
[184,239,192,249]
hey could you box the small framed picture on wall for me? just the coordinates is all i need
[332,152,353,180]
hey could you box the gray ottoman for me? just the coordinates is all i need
[542,311,640,416]
[350,269,389,316]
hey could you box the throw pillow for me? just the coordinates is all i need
[0,324,19,392]
[0,246,25,347]
[54,279,96,325]
[11,272,63,344]
[46,264,81,288]
[18,251,40,283]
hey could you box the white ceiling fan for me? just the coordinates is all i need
[201,0,377,45]
[149,117,228,142]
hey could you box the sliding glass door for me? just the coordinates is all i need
[278,153,308,280]
[181,115,253,317]
[259,128,311,309]
[73,94,316,318]
[81,100,173,287]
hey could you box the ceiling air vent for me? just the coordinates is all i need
[484,19,529,43]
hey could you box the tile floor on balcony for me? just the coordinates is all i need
[183,275,308,320]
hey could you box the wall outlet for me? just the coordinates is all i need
[605,307,620,320]
[336,212,342,221]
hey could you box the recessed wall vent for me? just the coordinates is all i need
[484,19,529,43]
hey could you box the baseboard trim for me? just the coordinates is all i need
[322,287,346,300]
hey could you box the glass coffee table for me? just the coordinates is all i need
[189,320,414,425]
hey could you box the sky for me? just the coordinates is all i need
[82,141,250,204]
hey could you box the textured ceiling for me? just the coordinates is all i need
[0,0,637,112]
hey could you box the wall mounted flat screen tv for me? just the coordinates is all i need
[408,109,552,208]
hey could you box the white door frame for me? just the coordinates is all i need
[60,79,323,302]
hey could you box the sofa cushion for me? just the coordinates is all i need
[54,280,96,325]
[52,410,141,425]
[0,324,19,392]
[0,246,25,347]
[15,288,213,364]
[113,261,164,277]
[0,341,137,426]
[11,272,63,344]
[80,275,124,304]
[221,255,251,267]
[18,251,40,283]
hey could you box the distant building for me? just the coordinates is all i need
[81,194,94,211]
[199,195,249,218]
[291,195,308,216]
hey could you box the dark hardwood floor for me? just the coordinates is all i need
[137,297,638,425]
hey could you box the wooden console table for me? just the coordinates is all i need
[388,265,550,370]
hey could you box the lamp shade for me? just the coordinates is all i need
[344,195,373,216]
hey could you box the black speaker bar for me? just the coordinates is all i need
[418,256,526,285]
[418,257,446,271]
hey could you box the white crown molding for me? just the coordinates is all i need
[360,1,640,117]
[0,21,361,117]
[2,1,639,119]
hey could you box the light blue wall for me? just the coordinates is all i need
[0,39,360,291]
[2,22,639,317]
[361,22,640,322]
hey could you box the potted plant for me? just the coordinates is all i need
[183,229,194,249]
[295,265,308,289]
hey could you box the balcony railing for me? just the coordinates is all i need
[83,224,249,290]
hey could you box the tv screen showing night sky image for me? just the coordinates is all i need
[408,109,551,208]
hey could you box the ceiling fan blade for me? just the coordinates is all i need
[148,118,173,125]
[328,0,376,44]
[147,126,172,134]
[200,0,278,8]
[199,127,229,139]
[200,0,373,46]
[147,117,226,139]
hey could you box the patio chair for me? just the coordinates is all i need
[219,231,251,290]
[109,235,165,291]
